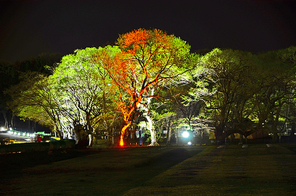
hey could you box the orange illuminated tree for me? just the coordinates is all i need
[94,29,192,146]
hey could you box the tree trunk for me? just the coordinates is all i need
[27,121,31,131]
[176,130,179,145]
[88,134,93,146]
[57,129,62,140]
[239,133,243,144]
[215,125,224,145]
[85,112,93,147]
[291,122,296,142]
[166,126,171,145]
[10,114,15,129]
[230,133,234,143]
[146,114,159,146]
[138,89,159,146]
[272,134,279,143]
[139,97,159,146]
[2,111,8,129]
[74,124,88,148]
[107,131,111,145]
[54,124,63,140]
[149,130,159,146]
[111,128,115,145]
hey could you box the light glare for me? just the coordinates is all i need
[182,131,189,138]
[119,136,124,147]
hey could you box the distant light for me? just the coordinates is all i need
[188,141,192,145]
[182,131,189,138]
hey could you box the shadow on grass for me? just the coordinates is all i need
[0,148,96,182]
[0,146,206,196]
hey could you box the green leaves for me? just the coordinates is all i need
[5,27,295,144]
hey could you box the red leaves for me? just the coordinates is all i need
[118,28,150,55]
[117,28,173,56]
[95,28,177,144]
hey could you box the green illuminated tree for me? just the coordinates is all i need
[189,47,296,144]
[278,46,296,140]
[5,72,65,138]
[251,48,296,142]
[191,49,259,143]
[6,48,118,145]
[1,53,62,132]
[50,47,118,145]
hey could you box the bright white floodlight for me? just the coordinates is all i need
[182,131,189,138]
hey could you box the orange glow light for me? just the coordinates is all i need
[119,135,124,147]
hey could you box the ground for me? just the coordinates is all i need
[0,144,296,196]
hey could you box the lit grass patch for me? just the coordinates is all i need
[4,146,206,196]
[124,144,296,196]
[3,144,296,196]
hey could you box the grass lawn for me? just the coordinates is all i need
[124,144,296,196]
[1,143,296,196]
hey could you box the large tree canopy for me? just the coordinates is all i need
[94,28,194,146]
[189,47,296,144]
[48,47,120,144]
[4,27,296,146]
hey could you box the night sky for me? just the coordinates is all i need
[1,0,296,63]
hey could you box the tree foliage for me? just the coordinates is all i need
[94,28,193,146]
[190,47,296,144]
[4,27,296,146]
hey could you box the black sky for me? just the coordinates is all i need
[0,0,296,62]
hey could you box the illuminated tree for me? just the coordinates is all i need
[190,47,296,144]
[49,47,117,145]
[151,91,180,145]
[278,46,296,140]
[1,54,62,132]
[6,47,118,145]
[151,77,197,145]
[5,72,65,138]
[90,46,122,145]
[251,49,296,142]
[95,29,192,146]
[191,49,259,143]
